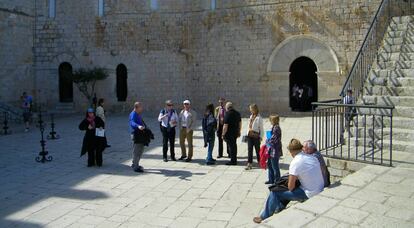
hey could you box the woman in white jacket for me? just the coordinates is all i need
[245,104,264,170]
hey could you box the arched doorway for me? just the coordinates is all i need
[289,56,317,111]
[58,62,73,103]
[116,64,128,101]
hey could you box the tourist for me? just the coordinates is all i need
[222,102,241,165]
[265,114,282,184]
[158,100,179,162]
[245,104,264,170]
[343,89,356,129]
[96,98,110,148]
[79,108,106,167]
[215,97,229,158]
[202,104,217,165]
[303,140,330,187]
[253,139,324,223]
[178,100,197,162]
[21,92,33,132]
[129,102,149,172]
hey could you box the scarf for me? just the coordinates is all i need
[87,116,95,128]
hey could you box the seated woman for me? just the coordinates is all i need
[253,139,324,223]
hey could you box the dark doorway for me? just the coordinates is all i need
[58,62,73,103]
[289,56,318,111]
[116,64,128,102]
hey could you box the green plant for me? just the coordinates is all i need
[72,67,109,105]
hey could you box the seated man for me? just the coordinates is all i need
[303,140,330,187]
[253,139,324,223]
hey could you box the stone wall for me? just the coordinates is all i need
[0,0,34,106]
[4,0,384,115]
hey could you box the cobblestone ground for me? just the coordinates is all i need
[0,113,312,228]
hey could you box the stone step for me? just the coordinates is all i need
[385,30,414,38]
[362,95,414,107]
[379,44,414,53]
[383,37,414,45]
[391,15,414,24]
[377,52,414,61]
[367,76,414,87]
[392,106,414,118]
[347,138,410,153]
[376,60,414,69]
[388,23,413,32]
[371,69,414,78]
[348,127,414,142]
[364,86,414,96]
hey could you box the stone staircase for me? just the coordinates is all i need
[0,101,23,123]
[360,15,414,166]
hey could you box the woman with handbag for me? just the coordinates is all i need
[245,104,264,170]
[265,114,282,184]
[79,108,106,167]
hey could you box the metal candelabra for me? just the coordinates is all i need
[2,112,11,135]
[35,110,52,163]
[47,114,60,139]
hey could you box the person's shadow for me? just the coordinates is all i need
[143,168,205,180]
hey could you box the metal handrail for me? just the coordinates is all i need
[340,0,414,100]
[312,101,395,110]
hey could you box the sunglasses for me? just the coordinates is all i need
[167,104,173,106]
[184,103,190,105]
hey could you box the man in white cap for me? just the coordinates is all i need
[178,100,197,162]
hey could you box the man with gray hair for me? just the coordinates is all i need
[222,102,241,165]
[303,140,330,187]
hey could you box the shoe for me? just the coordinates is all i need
[134,167,144,173]
[245,163,252,170]
[225,162,237,166]
[217,155,223,159]
[211,159,217,162]
[253,217,263,224]
[178,156,187,161]
[185,158,192,162]
[87,164,94,167]
[163,158,168,162]
[265,181,273,185]
[171,157,177,161]
[206,161,215,165]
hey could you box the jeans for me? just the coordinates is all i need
[179,128,193,159]
[267,155,280,183]
[247,136,260,163]
[206,137,215,162]
[260,187,308,220]
[161,126,176,159]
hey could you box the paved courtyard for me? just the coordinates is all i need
[0,113,312,228]
[1,113,413,228]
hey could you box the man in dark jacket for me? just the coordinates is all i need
[129,102,147,173]
[222,102,241,165]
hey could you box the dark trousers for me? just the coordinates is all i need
[87,147,103,166]
[226,136,238,163]
[161,126,176,159]
[247,136,260,163]
[217,124,229,157]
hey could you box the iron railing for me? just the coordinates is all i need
[312,100,394,166]
[340,0,414,100]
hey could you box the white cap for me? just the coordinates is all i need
[183,100,191,104]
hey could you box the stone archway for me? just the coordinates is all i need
[266,36,340,112]
[116,64,128,102]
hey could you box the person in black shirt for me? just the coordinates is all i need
[222,102,242,165]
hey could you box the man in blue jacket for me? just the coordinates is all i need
[129,102,145,172]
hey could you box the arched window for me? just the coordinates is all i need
[49,0,56,18]
[116,64,128,102]
[58,62,73,103]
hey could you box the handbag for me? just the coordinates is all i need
[268,174,301,192]
[248,130,260,139]
[242,135,248,143]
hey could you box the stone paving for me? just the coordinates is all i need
[0,113,311,228]
[1,113,413,228]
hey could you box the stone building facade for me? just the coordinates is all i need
[1,0,383,114]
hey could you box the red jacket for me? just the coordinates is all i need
[259,145,270,169]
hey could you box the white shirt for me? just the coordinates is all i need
[158,109,178,128]
[181,110,189,127]
[289,152,324,198]
[96,106,105,122]
[247,114,264,137]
